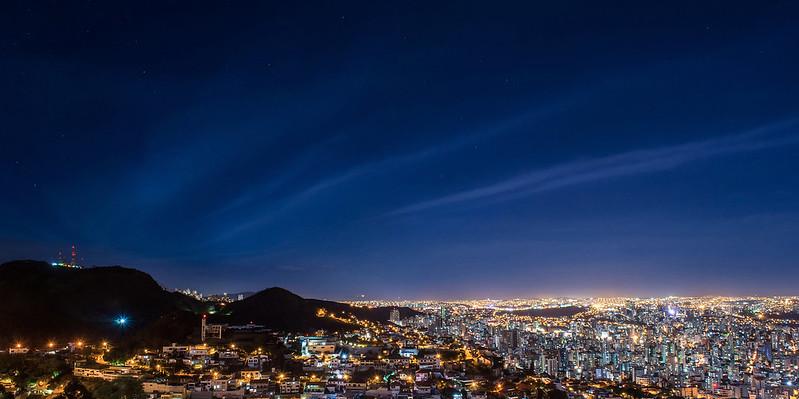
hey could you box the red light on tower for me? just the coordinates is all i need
[71,245,77,267]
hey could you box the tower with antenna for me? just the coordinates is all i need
[71,245,78,267]
[52,244,82,269]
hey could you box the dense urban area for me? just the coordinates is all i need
[3,295,799,399]
[4,1,798,399]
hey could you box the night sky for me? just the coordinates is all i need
[2,2,799,299]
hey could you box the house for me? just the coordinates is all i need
[240,370,262,381]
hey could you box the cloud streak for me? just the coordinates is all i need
[209,101,572,242]
[390,121,799,215]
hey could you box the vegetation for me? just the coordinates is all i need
[56,379,93,399]
[0,354,69,392]
[82,378,144,399]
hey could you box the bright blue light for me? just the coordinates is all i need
[115,316,128,326]
[667,306,676,316]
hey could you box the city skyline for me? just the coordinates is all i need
[3,3,799,399]
[21,260,799,302]
[3,2,799,298]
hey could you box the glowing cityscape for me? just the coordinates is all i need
[3,293,799,399]
[3,1,799,399]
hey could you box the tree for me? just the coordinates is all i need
[0,385,14,399]
[105,345,136,365]
[58,379,93,399]
[82,378,144,399]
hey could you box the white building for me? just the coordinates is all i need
[74,366,140,381]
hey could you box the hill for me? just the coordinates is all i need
[209,287,420,330]
[768,312,799,321]
[508,306,587,318]
[0,260,419,346]
[0,260,202,347]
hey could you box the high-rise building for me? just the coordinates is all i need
[390,308,401,325]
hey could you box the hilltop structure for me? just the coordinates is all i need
[52,244,82,269]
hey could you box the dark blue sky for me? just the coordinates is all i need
[2,1,799,299]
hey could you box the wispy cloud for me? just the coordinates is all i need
[210,102,571,242]
[390,121,799,215]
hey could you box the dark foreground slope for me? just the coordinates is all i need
[0,260,419,346]
[0,260,201,346]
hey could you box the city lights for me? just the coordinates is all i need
[8,296,797,399]
[2,2,797,399]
